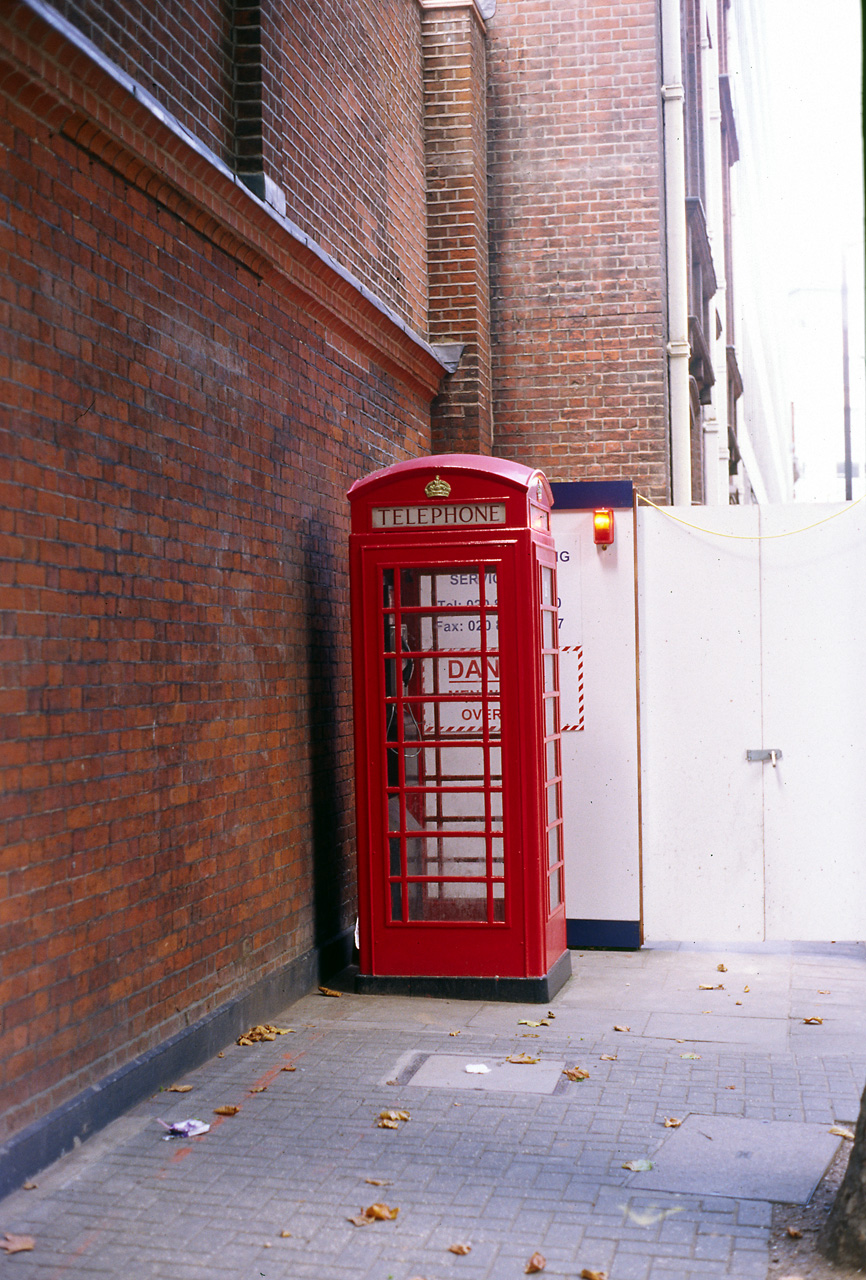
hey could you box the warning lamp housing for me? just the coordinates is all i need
[593,508,615,547]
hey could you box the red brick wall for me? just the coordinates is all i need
[0,3,434,1143]
[487,0,671,500]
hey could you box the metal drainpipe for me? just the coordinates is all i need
[661,0,692,505]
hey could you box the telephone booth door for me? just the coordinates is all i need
[349,456,570,1002]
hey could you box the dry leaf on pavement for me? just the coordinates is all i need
[818,989,830,994]
[349,1203,399,1225]
[166,1085,193,1093]
[507,1053,539,1064]
[213,1105,239,1116]
[448,1243,472,1255]
[787,1226,803,1239]
[525,1251,546,1273]
[717,964,727,972]
[664,1117,683,1128]
[365,1178,393,1186]
[518,1020,545,1027]
[681,1052,701,1059]
[449,1030,461,1036]
[600,1054,618,1061]
[563,1067,590,1081]
[281,1065,297,1072]
[318,986,342,997]
[622,1158,653,1172]
[0,1234,35,1254]
[613,1025,630,1033]
[279,1230,292,1237]
[22,1182,37,1190]
[830,1126,855,1140]
[580,1269,607,1280]
[803,1016,823,1025]
[743,985,750,993]
[237,1024,292,1045]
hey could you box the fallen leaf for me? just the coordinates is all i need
[449,1030,461,1036]
[803,1017,823,1025]
[735,1001,743,1006]
[600,1054,618,1061]
[519,1020,545,1027]
[580,1270,607,1280]
[365,1203,399,1220]
[348,1214,373,1226]
[449,1243,472,1255]
[613,1025,630,1033]
[698,984,715,990]
[263,1242,272,1248]
[547,1011,556,1019]
[717,964,727,972]
[743,985,750,993]
[237,1024,292,1045]
[563,1066,590,1081]
[279,1230,292,1237]
[318,986,342,997]
[622,1158,653,1172]
[725,1084,736,1090]
[365,1178,393,1186]
[0,1234,35,1254]
[166,1084,193,1093]
[525,1251,546,1273]
[664,1117,682,1128]
[217,1051,225,1057]
[507,1053,540,1065]
[249,1086,267,1094]
[681,1053,701,1059]
[830,1126,855,1140]
[377,1118,399,1129]
[281,1065,297,1072]
[23,1181,38,1190]
[523,1034,540,1039]
[787,1226,803,1239]
[379,1110,410,1122]
[214,1105,240,1116]
[818,989,830,995]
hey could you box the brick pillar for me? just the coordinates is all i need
[420,2,493,455]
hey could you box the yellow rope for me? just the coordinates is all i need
[635,492,866,540]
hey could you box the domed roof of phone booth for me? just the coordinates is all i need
[347,454,554,507]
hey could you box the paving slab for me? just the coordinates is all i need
[401,1052,568,1094]
[626,1113,842,1203]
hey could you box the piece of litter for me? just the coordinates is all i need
[0,1234,35,1255]
[318,986,342,997]
[157,1118,210,1137]
[680,1053,701,1060]
[830,1126,855,1140]
[622,1159,653,1172]
[448,1243,472,1255]
[735,1001,742,1006]
[525,1251,546,1273]
[518,1020,545,1027]
[465,1063,491,1074]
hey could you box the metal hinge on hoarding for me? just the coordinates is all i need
[746,749,783,767]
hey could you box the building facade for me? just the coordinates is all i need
[0,0,787,1182]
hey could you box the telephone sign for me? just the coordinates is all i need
[348,454,570,1002]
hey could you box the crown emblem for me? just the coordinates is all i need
[425,474,451,499]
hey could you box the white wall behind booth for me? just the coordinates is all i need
[550,486,641,948]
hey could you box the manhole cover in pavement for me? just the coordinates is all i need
[626,1114,842,1203]
[397,1053,568,1094]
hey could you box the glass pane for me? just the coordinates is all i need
[408,889,487,923]
[418,652,501,696]
[382,569,395,608]
[541,565,554,606]
[383,615,396,653]
[482,566,498,607]
[419,834,487,876]
[548,868,562,911]
[390,881,403,921]
[547,823,560,868]
[404,699,500,740]
[403,612,500,654]
[544,697,557,735]
[542,609,555,649]
[545,737,558,780]
[420,790,488,823]
[490,789,503,821]
[547,785,560,823]
[544,653,556,692]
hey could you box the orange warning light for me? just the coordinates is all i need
[592,508,615,547]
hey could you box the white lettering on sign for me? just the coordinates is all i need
[372,503,507,529]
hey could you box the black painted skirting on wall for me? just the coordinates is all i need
[567,919,641,949]
[0,929,353,1202]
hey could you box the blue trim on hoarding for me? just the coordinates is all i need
[567,918,641,949]
[550,481,634,511]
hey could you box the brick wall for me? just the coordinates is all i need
[487,0,671,500]
[0,1,437,1143]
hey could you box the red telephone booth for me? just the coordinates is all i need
[348,455,570,1001]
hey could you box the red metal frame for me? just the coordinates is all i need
[348,456,567,982]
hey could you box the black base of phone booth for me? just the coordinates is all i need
[355,950,572,1003]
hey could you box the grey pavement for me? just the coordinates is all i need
[2,942,865,1280]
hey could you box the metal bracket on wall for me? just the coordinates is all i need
[747,749,783,767]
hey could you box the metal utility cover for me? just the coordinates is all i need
[627,1114,841,1203]
[403,1054,566,1094]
